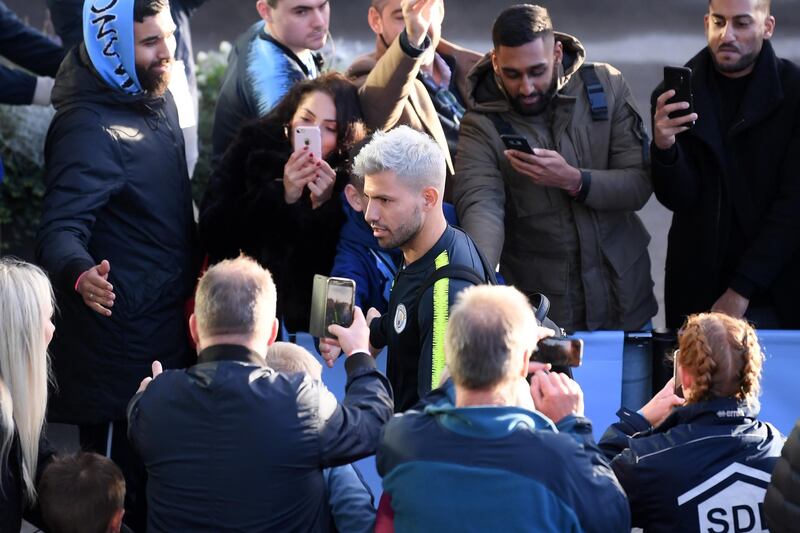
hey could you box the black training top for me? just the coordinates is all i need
[369,225,487,412]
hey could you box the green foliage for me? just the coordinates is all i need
[0,104,52,254]
[191,42,231,204]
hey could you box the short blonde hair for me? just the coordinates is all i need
[194,255,277,338]
[445,285,537,390]
[266,342,322,380]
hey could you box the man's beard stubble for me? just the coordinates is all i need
[711,45,759,76]
[136,60,172,96]
[510,66,559,116]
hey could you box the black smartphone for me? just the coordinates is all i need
[500,134,535,154]
[531,338,584,367]
[309,275,355,338]
[663,66,694,126]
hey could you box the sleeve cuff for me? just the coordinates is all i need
[573,170,591,203]
[344,352,377,375]
[369,317,387,350]
[728,274,757,300]
[399,29,431,58]
[63,258,95,294]
[32,76,55,106]
[651,143,679,166]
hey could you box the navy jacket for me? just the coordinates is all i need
[600,398,784,533]
[0,0,65,105]
[128,344,393,532]
[378,402,630,532]
[36,45,198,424]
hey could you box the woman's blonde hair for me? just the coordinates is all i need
[0,258,54,504]
[678,312,763,404]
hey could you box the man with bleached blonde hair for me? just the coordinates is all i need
[375,284,630,532]
[129,255,392,532]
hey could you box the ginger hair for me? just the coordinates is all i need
[677,313,763,404]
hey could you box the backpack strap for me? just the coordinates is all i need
[487,112,516,137]
[579,63,609,121]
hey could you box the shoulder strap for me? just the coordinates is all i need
[579,63,609,121]
[487,112,516,137]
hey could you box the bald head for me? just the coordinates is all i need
[445,285,539,391]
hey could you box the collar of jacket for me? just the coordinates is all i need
[656,397,759,433]
[686,39,783,149]
[259,27,323,78]
[197,344,266,367]
[423,402,558,439]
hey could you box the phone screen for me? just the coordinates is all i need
[531,338,583,367]
[324,279,355,333]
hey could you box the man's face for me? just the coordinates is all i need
[263,0,330,53]
[492,37,562,116]
[363,170,424,250]
[369,0,444,62]
[133,8,176,96]
[705,0,775,78]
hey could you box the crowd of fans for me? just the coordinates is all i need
[1,0,799,531]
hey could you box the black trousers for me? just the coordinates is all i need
[79,419,147,533]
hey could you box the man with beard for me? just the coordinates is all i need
[454,5,656,336]
[320,126,489,412]
[35,0,197,529]
[651,0,800,329]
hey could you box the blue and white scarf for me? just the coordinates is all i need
[83,0,142,94]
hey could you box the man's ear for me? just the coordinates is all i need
[189,314,200,351]
[764,15,776,39]
[108,508,124,533]
[268,317,280,346]
[344,183,364,212]
[421,186,440,211]
[367,6,383,35]
[491,49,500,75]
[256,0,272,24]
[553,40,563,65]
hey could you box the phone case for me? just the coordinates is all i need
[308,275,356,339]
[294,126,322,160]
[664,66,694,121]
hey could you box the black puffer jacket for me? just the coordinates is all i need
[199,121,347,332]
[36,45,198,424]
[765,419,800,533]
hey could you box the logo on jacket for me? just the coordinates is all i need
[394,304,407,334]
[677,462,771,533]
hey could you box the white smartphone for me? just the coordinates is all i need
[293,125,322,160]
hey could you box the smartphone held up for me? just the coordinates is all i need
[663,66,695,128]
[293,125,322,160]
[309,275,356,339]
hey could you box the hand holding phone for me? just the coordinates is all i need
[653,66,698,150]
[309,275,356,339]
[293,125,322,160]
[663,66,694,123]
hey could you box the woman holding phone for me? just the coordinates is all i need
[598,312,785,533]
[0,259,56,531]
[200,72,366,334]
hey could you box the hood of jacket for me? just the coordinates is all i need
[51,45,164,113]
[464,31,586,114]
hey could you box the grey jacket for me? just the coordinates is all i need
[454,32,656,331]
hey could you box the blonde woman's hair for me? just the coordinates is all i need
[678,312,763,404]
[0,258,54,504]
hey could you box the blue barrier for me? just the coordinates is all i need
[298,329,799,500]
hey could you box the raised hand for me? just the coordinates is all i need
[283,147,318,204]
[653,89,698,150]
[402,0,439,47]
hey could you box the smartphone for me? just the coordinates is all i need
[673,349,684,398]
[500,134,535,154]
[309,275,356,339]
[531,338,584,367]
[293,125,322,160]
[663,66,694,126]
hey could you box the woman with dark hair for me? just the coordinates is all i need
[599,312,785,533]
[200,72,366,333]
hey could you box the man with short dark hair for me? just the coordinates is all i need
[129,256,393,532]
[455,5,656,334]
[348,0,480,198]
[375,285,631,532]
[39,452,127,533]
[321,126,489,412]
[651,0,800,328]
[212,0,329,161]
[35,0,198,528]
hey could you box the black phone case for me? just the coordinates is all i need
[664,66,694,121]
